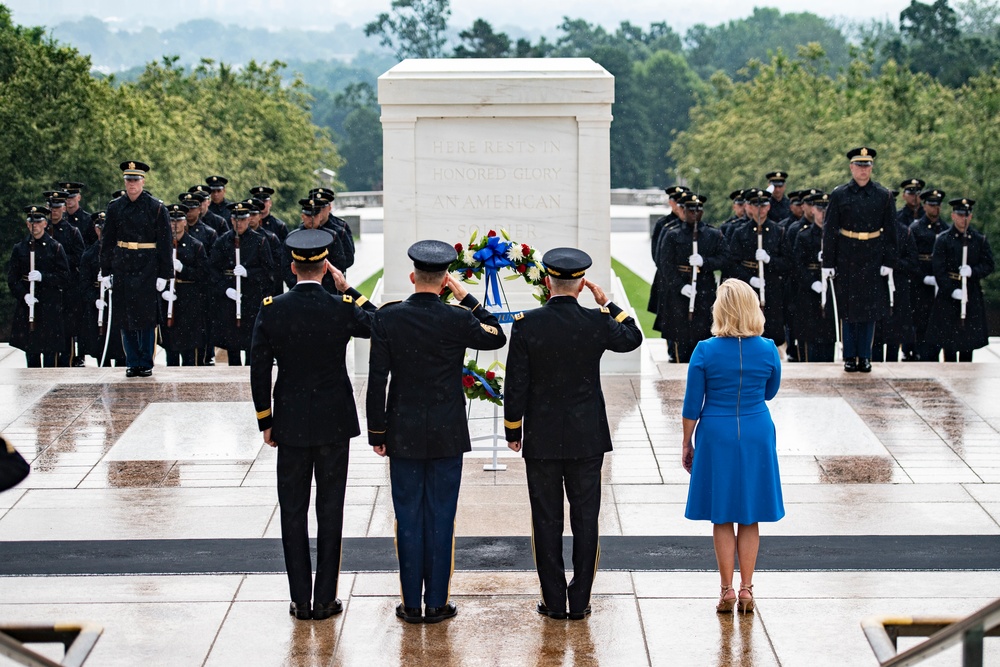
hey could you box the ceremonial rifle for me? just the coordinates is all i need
[961,231,969,327]
[28,238,35,332]
[167,236,177,328]
[757,223,766,307]
[688,223,699,320]
[234,232,242,328]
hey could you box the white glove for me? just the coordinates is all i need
[681,284,694,298]
[161,290,177,302]
[750,276,764,289]
[880,266,892,277]
[24,294,38,306]
[960,264,972,278]
[155,277,167,292]
[923,275,937,287]
[821,268,835,280]
[811,281,823,294]
[688,253,704,268]
[95,299,106,310]
[755,248,771,263]
[173,258,184,272]
[226,288,239,302]
[99,274,112,290]
[27,270,41,282]
[951,289,964,301]
[233,264,248,278]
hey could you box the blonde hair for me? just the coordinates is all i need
[711,279,765,337]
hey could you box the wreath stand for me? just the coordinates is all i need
[467,279,519,472]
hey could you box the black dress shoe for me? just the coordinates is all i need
[844,358,858,373]
[423,602,457,624]
[567,605,592,621]
[395,604,422,624]
[125,367,137,378]
[136,367,153,377]
[71,358,85,367]
[289,602,312,620]
[536,601,567,620]
[858,358,872,373]
[312,600,343,620]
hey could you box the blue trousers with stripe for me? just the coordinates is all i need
[389,455,463,609]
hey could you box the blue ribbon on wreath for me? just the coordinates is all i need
[472,236,513,307]
[462,367,502,399]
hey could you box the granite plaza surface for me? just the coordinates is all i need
[2,347,1000,666]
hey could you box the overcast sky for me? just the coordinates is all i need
[5,0,909,33]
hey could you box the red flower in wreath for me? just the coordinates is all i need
[465,269,474,278]
[487,229,497,237]
[517,264,527,274]
[462,375,476,388]
[454,243,463,253]
[521,243,530,256]
[486,371,496,380]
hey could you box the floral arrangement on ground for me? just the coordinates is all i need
[462,358,504,405]
[448,228,548,305]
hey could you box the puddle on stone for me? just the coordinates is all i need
[106,460,180,488]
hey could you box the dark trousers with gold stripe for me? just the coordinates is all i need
[277,441,349,606]
[526,454,604,614]
[389,455,463,609]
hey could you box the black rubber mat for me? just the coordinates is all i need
[2,535,998,576]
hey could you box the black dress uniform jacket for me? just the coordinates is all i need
[767,195,791,223]
[186,219,218,256]
[261,214,288,242]
[791,223,837,344]
[7,233,70,354]
[924,226,995,350]
[655,222,729,342]
[158,235,209,352]
[209,228,274,351]
[99,191,173,330]
[67,208,96,247]
[822,180,898,321]
[502,296,642,456]
[366,293,506,458]
[208,199,232,225]
[251,283,375,445]
[202,210,229,235]
[909,215,948,338]
[328,216,355,272]
[647,212,681,314]
[77,241,125,361]
[728,220,789,344]
[48,219,85,338]
[874,220,920,345]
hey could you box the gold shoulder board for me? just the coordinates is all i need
[378,300,401,309]
[263,296,273,306]
[342,295,353,304]
[600,307,610,314]
[449,303,471,311]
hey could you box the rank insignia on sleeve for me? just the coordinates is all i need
[514,312,525,321]
[600,307,610,314]
[342,295,353,304]
[481,323,499,335]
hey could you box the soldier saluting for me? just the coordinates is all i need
[6,206,70,367]
[100,161,172,377]
[924,198,995,362]
[821,147,897,373]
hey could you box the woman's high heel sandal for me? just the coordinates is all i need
[738,584,755,614]
[716,585,736,613]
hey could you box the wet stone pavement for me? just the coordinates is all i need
[1,354,1000,665]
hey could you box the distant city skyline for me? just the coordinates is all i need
[6,0,909,34]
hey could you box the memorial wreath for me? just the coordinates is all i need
[462,358,504,406]
[448,228,548,305]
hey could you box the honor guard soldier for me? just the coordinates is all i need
[822,147,898,372]
[897,178,926,227]
[765,171,791,222]
[157,204,209,366]
[179,192,218,254]
[504,247,642,620]
[250,186,288,241]
[910,189,949,361]
[778,190,805,228]
[245,198,283,296]
[308,188,355,273]
[100,161,172,377]
[7,206,71,367]
[57,181,96,247]
[188,185,228,235]
[728,188,789,345]
[285,198,348,293]
[205,175,232,225]
[250,229,376,621]
[720,189,749,242]
[924,198,995,362]
[366,240,506,624]
[43,189,86,366]
[655,194,729,362]
[791,193,838,361]
[649,185,690,356]
[872,198,920,362]
[208,200,274,365]
[782,188,824,361]
[79,211,125,366]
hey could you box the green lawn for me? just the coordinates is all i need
[355,269,384,298]
[611,258,657,339]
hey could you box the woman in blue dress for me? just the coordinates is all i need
[682,279,784,614]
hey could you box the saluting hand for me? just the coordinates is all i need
[446,274,469,300]
[584,279,607,305]
[326,262,349,292]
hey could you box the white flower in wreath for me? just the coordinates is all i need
[451,271,464,282]
[533,285,546,297]
[462,249,476,265]
[506,244,524,262]
[527,266,542,282]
